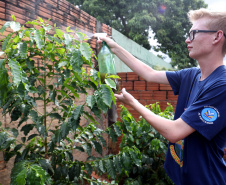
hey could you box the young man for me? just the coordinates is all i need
[99,8,226,185]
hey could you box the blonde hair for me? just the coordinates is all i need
[188,8,226,55]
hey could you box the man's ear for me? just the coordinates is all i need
[213,30,224,43]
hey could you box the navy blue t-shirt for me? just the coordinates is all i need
[165,66,226,185]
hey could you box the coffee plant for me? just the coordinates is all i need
[116,103,174,185]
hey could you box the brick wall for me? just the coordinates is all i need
[117,72,178,119]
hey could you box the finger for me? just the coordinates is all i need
[114,93,122,99]
[121,88,127,94]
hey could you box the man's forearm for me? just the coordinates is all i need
[111,45,155,82]
[128,98,195,143]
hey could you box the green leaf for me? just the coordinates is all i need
[76,32,85,41]
[16,168,27,185]
[113,124,121,137]
[11,14,16,21]
[34,30,44,49]
[70,49,83,73]
[0,59,9,107]
[0,21,11,34]
[83,111,96,122]
[11,106,22,122]
[11,128,19,138]
[83,143,92,156]
[106,159,116,179]
[10,161,27,185]
[75,146,84,152]
[38,159,54,174]
[56,47,65,55]
[2,32,13,51]
[73,105,84,120]
[113,156,122,174]
[129,149,141,167]
[79,42,92,61]
[105,78,116,90]
[85,163,93,176]
[10,21,21,32]
[64,33,72,45]
[69,163,81,181]
[8,59,22,86]
[99,160,105,173]
[91,140,102,155]
[58,61,68,68]
[49,113,62,121]
[55,29,64,39]
[97,135,107,148]
[21,124,34,136]
[107,127,118,142]
[122,152,131,169]
[17,82,25,97]
[66,26,73,33]
[100,84,112,107]
[18,42,28,58]
[14,144,23,152]
[27,134,38,141]
[86,95,96,109]
[60,122,70,139]
[30,164,49,185]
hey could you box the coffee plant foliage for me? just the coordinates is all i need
[0,15,174,185]
[116,103,174,185]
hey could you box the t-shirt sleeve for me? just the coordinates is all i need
[166,68,197,95]
[166,71,181,95]
[181,84,226,140]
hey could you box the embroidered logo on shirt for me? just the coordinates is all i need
[170,140,184,167]
[199,106,219,124]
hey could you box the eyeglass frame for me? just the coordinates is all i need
[188,30,226,41]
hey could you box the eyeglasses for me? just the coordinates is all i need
[188,30,226,41]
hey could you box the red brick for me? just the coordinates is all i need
[5,0,17,5]
[6,4,26,16]
[127,72,138,81]
[134,81,146,90]
[128,91,140,100]
[139,91,153,100]
[153,91,166,100]
[0,1,5,8]
[160,84,172,91]
[139,100,146,106]
[70,6,80,19]
[122,81,133,90]
[45,0,58,8]
[147,82,159,91]
[168,91,178,101]
[59,0,71,7]
[0,7,4,14]
[146,100,157,106]
[118,81,122,91]
[117,72,126,81]
[0,12,5,20]
[18,0,35,11]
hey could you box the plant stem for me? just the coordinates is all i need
[43,61,48,159]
